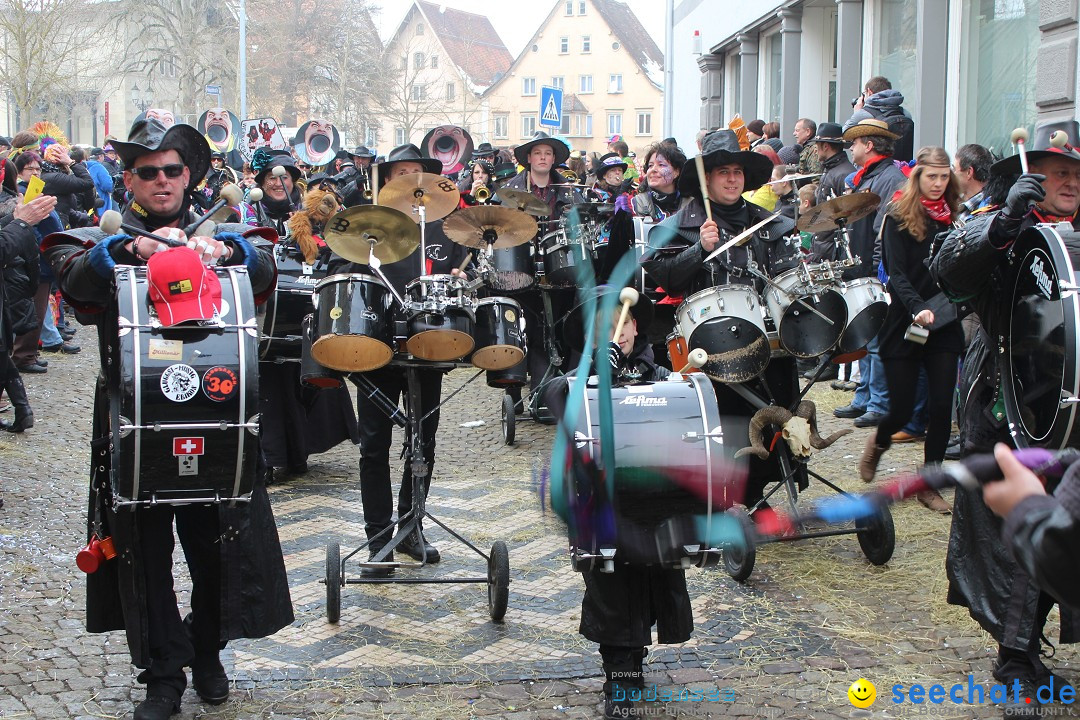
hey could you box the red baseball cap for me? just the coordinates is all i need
[146,247,222,326]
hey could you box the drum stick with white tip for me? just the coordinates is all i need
[695,154,712,222]
[1050,130,1069,149]
[1011,128,1030,174]
[679,348,708,373]
[611,287,639,344]
[99,209,184,247]
[248,188,264,203]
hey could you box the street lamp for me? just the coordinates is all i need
[131,82,153,112]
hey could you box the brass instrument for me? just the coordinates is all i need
[559,169,579,183]
[360,166,373,200]
[474,185,491,203]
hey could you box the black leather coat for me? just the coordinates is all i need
[0,210,38,350]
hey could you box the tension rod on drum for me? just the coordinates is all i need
[748,265,835,325]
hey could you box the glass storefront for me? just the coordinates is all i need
[873,0,918,121]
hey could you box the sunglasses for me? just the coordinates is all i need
[132,163,185,180]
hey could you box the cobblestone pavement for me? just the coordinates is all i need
[2,322,1078,720]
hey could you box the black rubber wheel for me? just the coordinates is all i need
[857,506,896,566]
[488,541,510,622]
[502,394,516,445]
[722,507,757,582]
[326,542,341,623]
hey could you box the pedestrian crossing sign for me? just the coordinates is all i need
[540,86,563,128]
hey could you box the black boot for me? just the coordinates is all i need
[398,524,440,563]
[601,645,642,719]
[0,375,33,433]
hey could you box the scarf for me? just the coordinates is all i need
[650,188,679,216]
[851,154,888,189]
[920,196,951,225]
[1034,207,1078,224]
[261,192,294,220]
[711,197,750,232]
[129,198,186,231]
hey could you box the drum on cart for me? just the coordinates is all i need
[404,274,476,361]
[258,243,325,362]
[675,285,770,383]
[471,297,526,371]
[310,273,396,372]
[762,265,847,358]
[1003,224,1080,449]
[110,265,260,506]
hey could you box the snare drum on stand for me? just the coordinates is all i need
[761,264,848,358]
[404,274,477,361]
[675,286,771,383]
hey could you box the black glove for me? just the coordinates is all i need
[1003,173,1046,220]
[607,342,626,374]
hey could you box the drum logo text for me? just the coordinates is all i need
[1030,255,1055,300]
[619,395,668,407]
[160,364,200,403]
[203,366,239,402]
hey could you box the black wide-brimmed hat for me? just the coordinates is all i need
[597,152,628,174]
[811,122,846,145]
[111,118,210,191]
[472,142,497,159]
[562,285,654,352]
[992,120,1080,176]
[514,131,571,167]
[679,129,773,196]
[252,148,301,185]
[375,143,443,181]
[348,145,376,158]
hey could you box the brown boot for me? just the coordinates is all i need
[916,489,951,514]
[859,431,886,482]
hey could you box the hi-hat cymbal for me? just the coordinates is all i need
[495,187,552,217]
[796,192,881,233]
[442,205,538,250]
[323,205,420,264]
[379,172,461,222]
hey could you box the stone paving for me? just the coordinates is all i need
[2,321,1079,719]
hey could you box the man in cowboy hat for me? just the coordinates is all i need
[932,120,1080,716]
[642,128,802,510]
[42,117,291,720]
[326,143,471,574]
[472,142,497,163]
[830,118,906,428]
[807,122,855,262]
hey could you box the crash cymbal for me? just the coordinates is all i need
[796,192,881,234]
[323,205,420,264]
[495,187,552,217]
[442,205,538,250]
[379,172,461,222]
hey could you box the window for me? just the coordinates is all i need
[400,55,407,70]
[767,32,782,124]
[522,114,537,137]
[414,52,424,69]
[579,75,593,93]
[431,55,438,68]
[446,82,455,101]
[608,74,623,93]
[159,56,176,78]
[565,0,573,14]
[365,125,376,146]
[582,35,591,53]
[578,0,586,13]
[559,36,569,53]
[411,84,425,101]
[494,114,509,139]
[583,114,592,136]
[416,22,424,35]
[560,112,571,135]
[607,112,621,135]
[395,128,406,145]
[522,77,536,95]
[874,0,918,120]
[636,111,652,135]
[551,76,564,90]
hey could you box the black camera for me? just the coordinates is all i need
[851,97,861,108]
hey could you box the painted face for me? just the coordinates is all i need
[261,166,294,202]
[645,153,679,193]
[145,108,175,128]
[918,165,951,202]
[1032,155,1080,217]
[204,108,235,151]
[706,163,745,205]
[528,144,555,174]
[603,167,624,186]
[126,148,189,216]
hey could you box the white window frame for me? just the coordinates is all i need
[582,35,591,53]
[494,114,509,139]
[579,74,593,93]
[395,127,406,145]
[446,82,455,101]
[565,0,573,15]
[559,36,569,53]
[522,77,536,96]
[607,112,621,135]
[578,0,586,14]
[608,74,623,93]
[551,76,564,90]
[411,84,425,102]
[522,114,537,137]
[636,110,652,136]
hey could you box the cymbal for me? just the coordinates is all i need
[442,205,538,250]
[766,172,823,185]
[322,205,420,264]
[495,187,552,217]
[379,172,461,222]
[796,192,881,233]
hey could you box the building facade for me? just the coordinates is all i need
[672,0,1057,159]
[482,0,664,155]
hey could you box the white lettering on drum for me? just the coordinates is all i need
[1030,255,1055,300]
[619,395,668,407]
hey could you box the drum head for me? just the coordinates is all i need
[777,290,847,358]
[311,335,394,372]
[839,301,888,354]
[407,329,475,361]
[689,319,770,383]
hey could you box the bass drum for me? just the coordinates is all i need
[551,374,744,568]
[471,297,526,371]
[1003,225,1080,449]
[836,277,888,354]
[111,265,260,506]
[761,266,847,358]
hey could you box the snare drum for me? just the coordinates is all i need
[553,374,742,568]
[111,265,259,506]
[762,266,848,358]
[471,297,526,370]
[836,276,888,354]
[405,274,476,361]
[311,274,395,372]
[1004,225,1080,449]
[541,228,595,287]
[488,244,535,292]
[676,286,770,383]
[258,243,325,362]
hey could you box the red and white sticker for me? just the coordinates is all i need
[202,366,239,402]
[173,437,205,456]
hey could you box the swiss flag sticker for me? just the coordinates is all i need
[172,437,205,456]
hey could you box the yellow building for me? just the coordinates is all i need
[482,0,664,157]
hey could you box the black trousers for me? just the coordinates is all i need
[876,352,959,465]
[517,289,573,392]
[136,502,222,701]
[352,366,443,542]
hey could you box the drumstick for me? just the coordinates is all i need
[695,154,712,222]
[679,348,708,373]
[371,162,379,205]
[1011,128,1030,174]
[99,210,183,247]
[703,211,782,263]
[611,287,639,344]
[458,252,473,272]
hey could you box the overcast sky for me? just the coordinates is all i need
[373,0,666,57]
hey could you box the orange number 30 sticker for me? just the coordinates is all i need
[202,366,239,402]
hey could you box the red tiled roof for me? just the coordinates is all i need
[591,0,664,88]
[414,1,514,88]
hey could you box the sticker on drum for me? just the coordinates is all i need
[505,309,516,322]
[148,338,183,362]
[160,364,200,403]
[330,306,343,320]
[202,366,239,402]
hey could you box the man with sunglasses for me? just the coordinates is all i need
[43,118,292,720]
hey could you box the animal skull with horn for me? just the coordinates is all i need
[734,400,852,460]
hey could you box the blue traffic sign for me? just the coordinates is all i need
[539,86,563,128]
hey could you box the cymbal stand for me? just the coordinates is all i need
[415,193,428,277]
[365,240,408,309]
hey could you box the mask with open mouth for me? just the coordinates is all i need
[198,108,241,152]
[422,125,474,176]
[294,119,341,167]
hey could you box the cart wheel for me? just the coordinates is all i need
[722,507,757,582]
[488,541,510,622]
[502,394,516,445]
[857,506,895,566]
[326,542,342,624]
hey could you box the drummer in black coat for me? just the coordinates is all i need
[642,129,802,508]
[325,143,472,574]
[42,118,293,720]
[931,120,1080,710]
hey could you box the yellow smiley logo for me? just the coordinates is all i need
[848,678,876,708]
